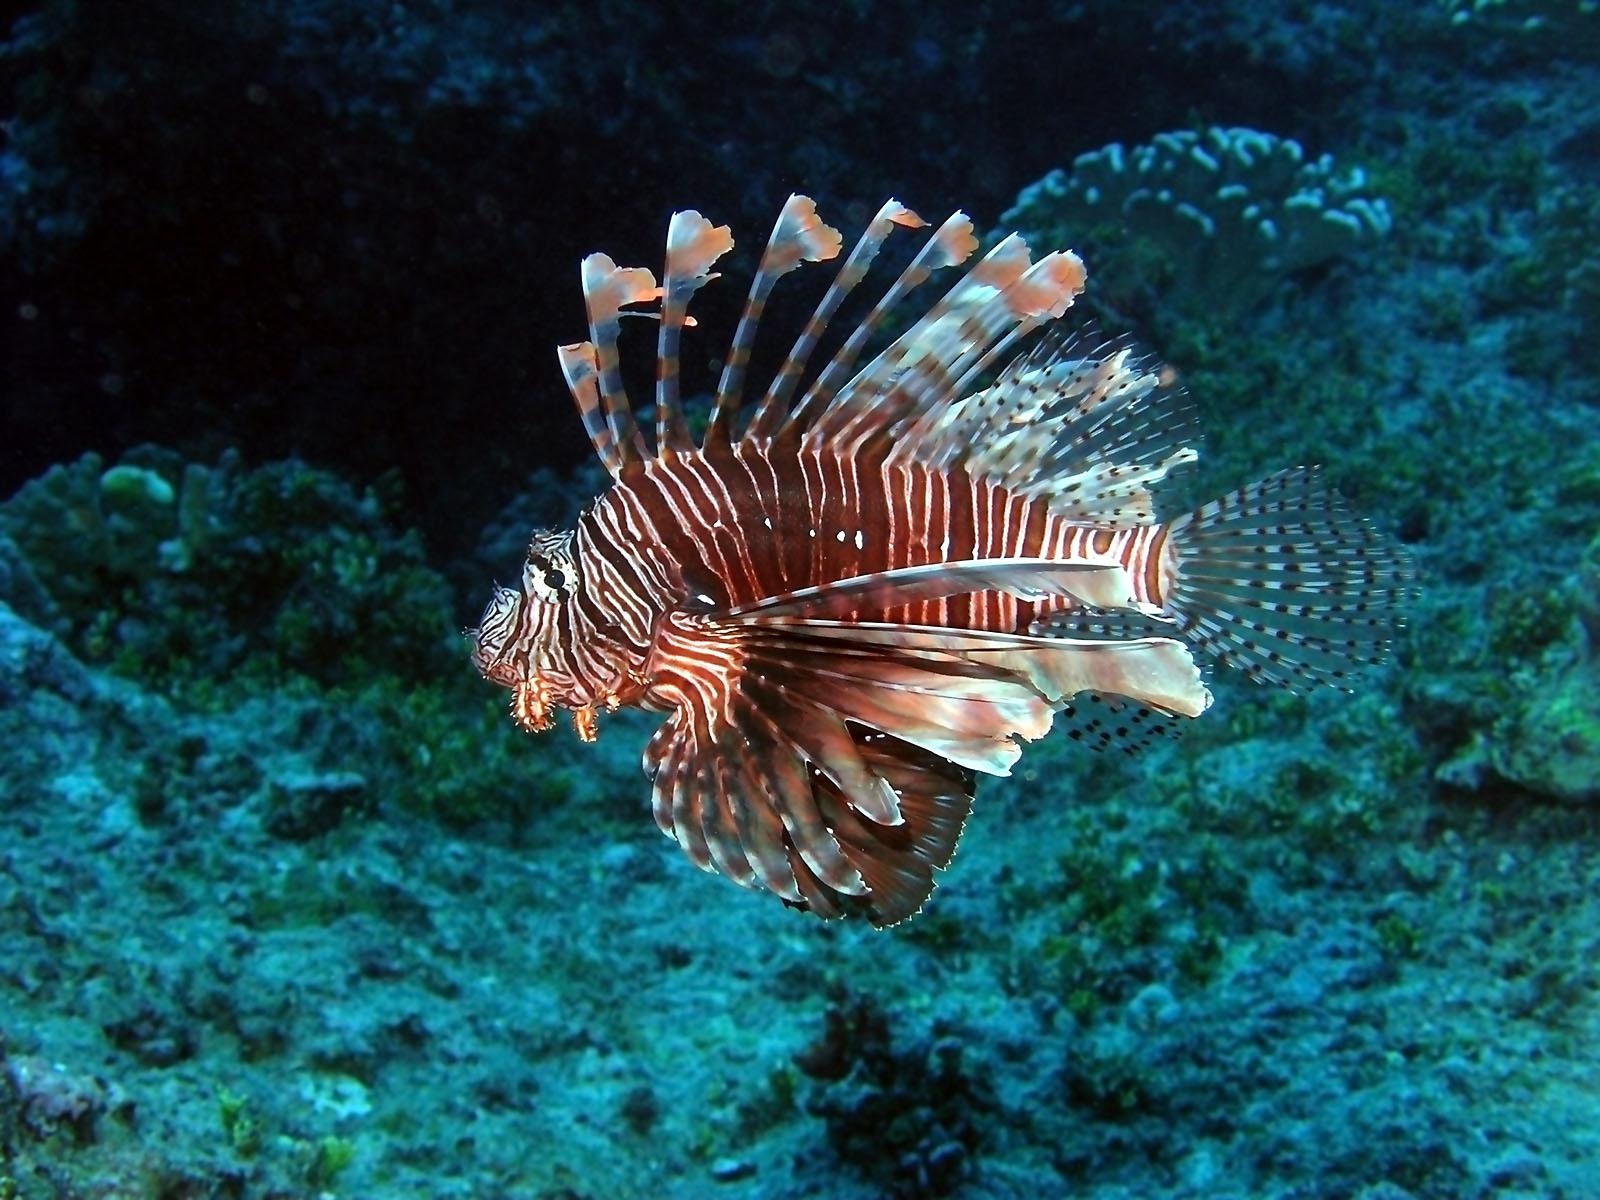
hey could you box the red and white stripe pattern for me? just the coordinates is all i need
[573,446,1177,637]
[468,193,1412,925]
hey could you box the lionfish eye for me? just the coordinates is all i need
[525,550,574,604]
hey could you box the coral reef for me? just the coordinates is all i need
[797,993,993,1199]
[0,446,457,689]
[0,0,1339,557]
[0,0,1598,1197]
[1440,0,1600,54]
[1005,127,1390,321]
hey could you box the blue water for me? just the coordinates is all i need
[1,2,1597,1197]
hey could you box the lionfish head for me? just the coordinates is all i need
[470,528,619,741]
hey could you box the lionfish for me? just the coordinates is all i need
[471,195,1411,927]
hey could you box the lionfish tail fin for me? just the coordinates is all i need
[1163,467,1417,690]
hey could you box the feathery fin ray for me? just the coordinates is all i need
[706,194,842,446]
[656,211,734,457]
[577,253,658,473]
[744,199,928,441]
[517,194,1413,928]
[1163,466,1417,690]
[644,609,1207,926]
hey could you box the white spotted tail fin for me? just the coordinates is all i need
[1163,467,1416,690]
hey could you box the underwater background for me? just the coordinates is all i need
[1,1,1598,1197]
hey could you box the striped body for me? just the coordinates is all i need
[573,443,1173,691]
[471,193,1413,925]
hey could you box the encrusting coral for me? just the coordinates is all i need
[1004,127,1390,317]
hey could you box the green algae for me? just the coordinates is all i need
[0,448,460,691]
[1491,663,1600,803]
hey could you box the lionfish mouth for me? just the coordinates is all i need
[508,671,646,743]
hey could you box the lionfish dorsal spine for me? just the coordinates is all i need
[705,194,842,447]
[746,200,934,442]
[783,209,977,446]
[880,249,1092,471]
[946,251,1090,398]
[555,340,619,475]
[656,210,734,458]
[576,252,659,475]
[555,195,1082,478]
[856,231,1035,419]
[806,232,1085,462]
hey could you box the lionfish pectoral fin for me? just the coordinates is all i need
[644,703,810,901]
[643,683,977,926]
[807,727,976,928]
[641,612,999,925]
[711,556,1151,622]
[736,624,1053,775]
[738,619,1213,720]
[725,618,1208,924]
